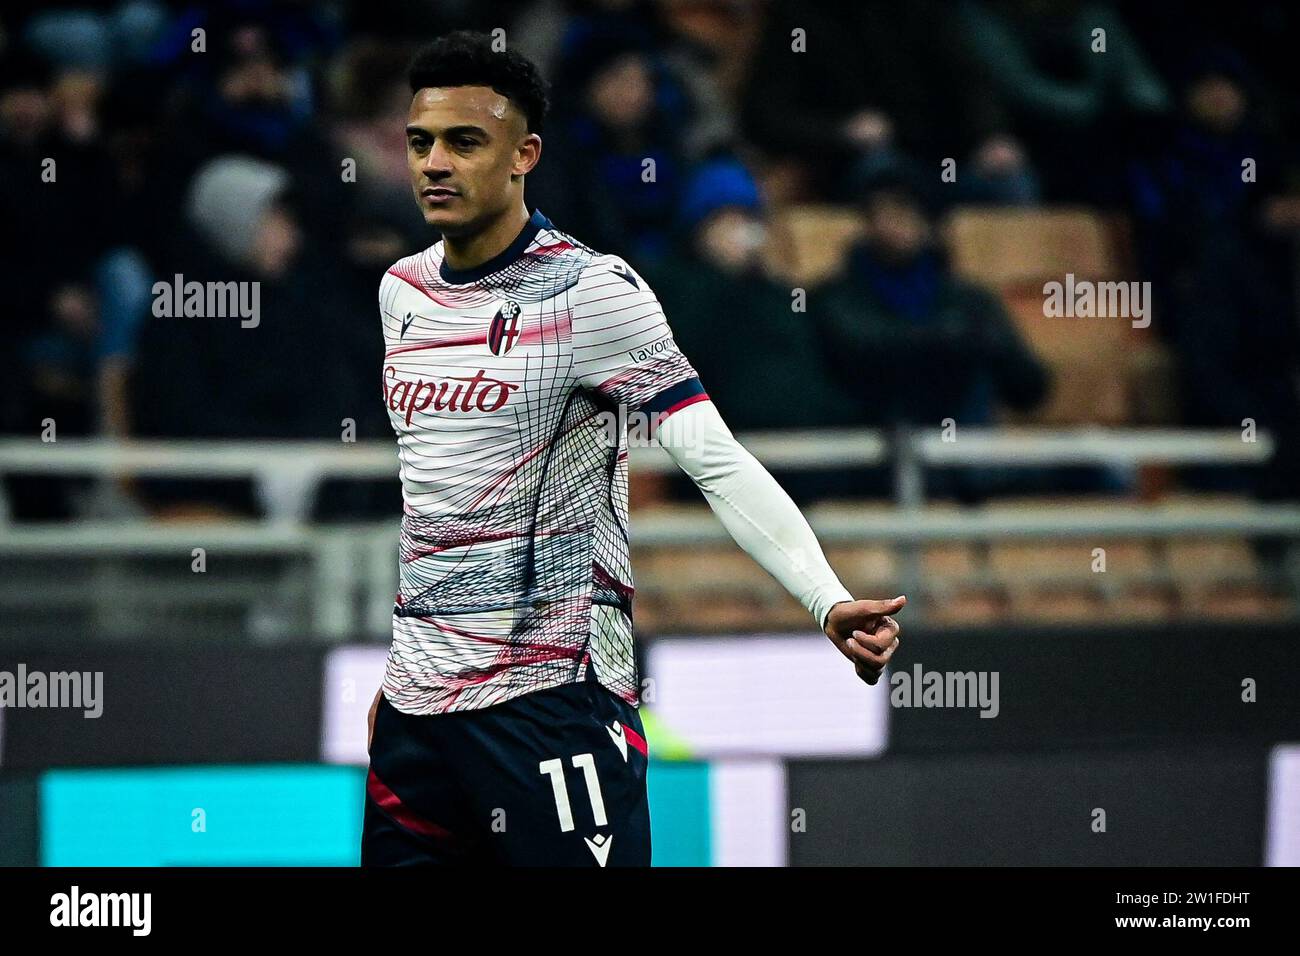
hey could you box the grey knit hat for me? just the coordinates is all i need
[185,155,290,268]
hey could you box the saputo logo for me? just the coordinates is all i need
[383,365,519,424]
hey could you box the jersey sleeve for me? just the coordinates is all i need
[657,399,854,629]
[569,255,708,421]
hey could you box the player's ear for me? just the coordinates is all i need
[513,132,542,177]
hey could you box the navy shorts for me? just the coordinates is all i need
[362,670,651,866]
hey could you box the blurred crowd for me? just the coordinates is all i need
[1,0,1299,518]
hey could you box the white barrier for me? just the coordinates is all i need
[0,430,1293,638]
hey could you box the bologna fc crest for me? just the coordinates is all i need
[488,300,523,356]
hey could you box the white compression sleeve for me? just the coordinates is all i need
[653,399,854,629]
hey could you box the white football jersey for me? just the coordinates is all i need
[378,209,707,714]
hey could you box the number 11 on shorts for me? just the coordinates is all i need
[539,754,607,832]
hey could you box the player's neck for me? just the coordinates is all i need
[442,203,532,273]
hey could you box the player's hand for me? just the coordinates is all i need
[367,687,383,753]
[824,595,906,685]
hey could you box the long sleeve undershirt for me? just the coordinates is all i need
[654,399,854,629]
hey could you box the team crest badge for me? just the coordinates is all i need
[488,300,523,355]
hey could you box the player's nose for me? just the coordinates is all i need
[421,141,454,175]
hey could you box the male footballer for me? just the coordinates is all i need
[362,31,905,866]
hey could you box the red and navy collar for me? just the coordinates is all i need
[438,208,554,285]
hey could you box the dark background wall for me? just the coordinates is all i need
[6,623,1296,768]
[0,645,324,769]
[1,624,1296,866]
[0,775,39,866]
[885,623,1300,753]
[788,746,1270,866]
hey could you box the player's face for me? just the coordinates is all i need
[405,86,540,236]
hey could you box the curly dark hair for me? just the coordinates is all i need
[407,31,550,135]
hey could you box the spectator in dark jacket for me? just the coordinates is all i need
[815,173,1050,431]
[648,158,870,502]
[130,155,376,515]
[650,158,856,433]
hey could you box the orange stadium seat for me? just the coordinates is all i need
[1164,538,1259,583]
[921,541,982,576]
[944,207,1137,425]
[824,543,898,593]
[635,544,770,595]
[1176,583,1291,622]
[998,285,1131,424]
[944,207,1117,287]
[987,538,1160,582]
[1007,586,1104,622]
[1101,583,1180,621]
[923,585,1007,626]
[765,204,866,286]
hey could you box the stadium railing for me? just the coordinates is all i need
[0,429,1294,638]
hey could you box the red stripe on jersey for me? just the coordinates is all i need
[593,561,635,601]
[531,240,575,256]
[386,331,485,357]
[439,641,589,708]
[403,525,586,562]
[653,393,710,428]
[515,310,572,346]
[386,267,455,307]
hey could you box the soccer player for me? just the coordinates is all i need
[362,31,905,867]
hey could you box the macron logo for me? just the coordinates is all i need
[606,721,628,762]
[585,833,613,866]
[400,311,417,339]
[609,264,639,289]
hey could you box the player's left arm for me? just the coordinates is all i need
[568,254,904,684]
[654,400,904,685]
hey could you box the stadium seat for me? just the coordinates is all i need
[1176,583,1291,621]
[987,539,1159,582]
[662,593,765,633]
[765,205,865,286]
[922,542,982,579]
[943,207,1139,425]
[1007,586,1104,621]
[824,543,898,593]
[631,591,668,635]
[944,207,1117,287]
[628,471,670,509]
[1164,538,1260,583]
[998,286,1131,424]
[1101,584,1179,621]
[1155,492,1257,512]
[923,585,1006,625]
[769,591,821,630]
[635,544,771,594]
